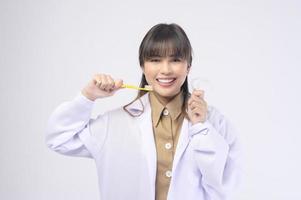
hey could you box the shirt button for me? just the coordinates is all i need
[163,109,169,116]
[165,143,172,150]
[165,170,172,178]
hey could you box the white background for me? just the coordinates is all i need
[1,0,300,199]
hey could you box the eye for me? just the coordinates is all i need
[150,58,160,62]
[172,58,182,62]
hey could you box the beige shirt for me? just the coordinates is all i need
[149,91,185,200]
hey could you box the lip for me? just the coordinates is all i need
[156,78,176,87]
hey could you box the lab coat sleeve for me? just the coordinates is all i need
[45,92,109,159]
[189,107,242,199]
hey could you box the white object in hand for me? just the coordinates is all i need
[189,77,213,93]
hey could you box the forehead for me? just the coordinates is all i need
[145,40,185,58]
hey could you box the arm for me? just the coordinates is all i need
[45,74,124,158]
[45,92,108,158]
[189,107,243,199]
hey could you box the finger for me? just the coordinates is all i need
[108,75,115,86]
[188,98,207,107]
[94,74,102,86]
[189,100,207,112]
[189,101,198,109]
[106,75,115,92]
[188,93,204,106]
[192,89,204,99]
[99,74,108,90]
[190,95,204,103]
[191,107,201,116]
[191,103,207,112]
[96,80,101,87]
[189,101,203,110]
[191,103,207,114]
[188,97,192,105]
[114,79,124,89]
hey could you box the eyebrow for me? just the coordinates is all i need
[149,54,180,58]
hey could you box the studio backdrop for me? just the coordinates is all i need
[0,0,300,199]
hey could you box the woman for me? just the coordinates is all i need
[46,23,242,200]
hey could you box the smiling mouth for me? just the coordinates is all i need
[156,78,176,86]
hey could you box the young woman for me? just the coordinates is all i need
[46,23,242,200]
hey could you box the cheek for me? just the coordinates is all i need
[176,68,189,81]
[178,76,187,86]
[143,69,155,84]
[144,65,157,78]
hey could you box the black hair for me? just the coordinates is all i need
[124,23,193,117]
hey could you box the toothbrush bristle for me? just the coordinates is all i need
[145,85,153,91]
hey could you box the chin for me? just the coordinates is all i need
[154,90,178,98]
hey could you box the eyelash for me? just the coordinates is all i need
[150,58,181,62]
[150,59,160,62]
[172,58,181,62]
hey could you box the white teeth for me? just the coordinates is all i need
[157,79,175,83]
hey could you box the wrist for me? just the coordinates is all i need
[81,89,97,101]
[191,118,206,125]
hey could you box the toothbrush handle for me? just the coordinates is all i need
[122,84,152,91]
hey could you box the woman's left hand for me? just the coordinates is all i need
[187,90,208,125]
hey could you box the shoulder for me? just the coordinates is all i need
[207,105,226,124]
[94,93,149,124]
[103,106,130,119]
[207,105,238,141]
[104,104,142,122]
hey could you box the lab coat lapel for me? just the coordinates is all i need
[125,93,157,198]
[138,109,157,195]
[172,118,190,172]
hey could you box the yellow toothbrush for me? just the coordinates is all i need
[121,84,153,91]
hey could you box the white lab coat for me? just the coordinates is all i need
[45,92,242,200]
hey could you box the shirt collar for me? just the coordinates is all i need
[149,90,184,127]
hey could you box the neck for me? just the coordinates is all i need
[153,91,181,106]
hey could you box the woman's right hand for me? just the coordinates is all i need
[81,74,124,101]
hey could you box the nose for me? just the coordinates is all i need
[159,61,172,75]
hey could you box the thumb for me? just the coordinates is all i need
[114,79,124,89]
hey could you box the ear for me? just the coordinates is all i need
[187,66,191,74]
[141,66,145,73]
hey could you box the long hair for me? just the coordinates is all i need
[123,23,193,117]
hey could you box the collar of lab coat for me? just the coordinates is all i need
[124,92,191,193]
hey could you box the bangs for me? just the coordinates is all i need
[139,24,192,65]
[143,37,187,59]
